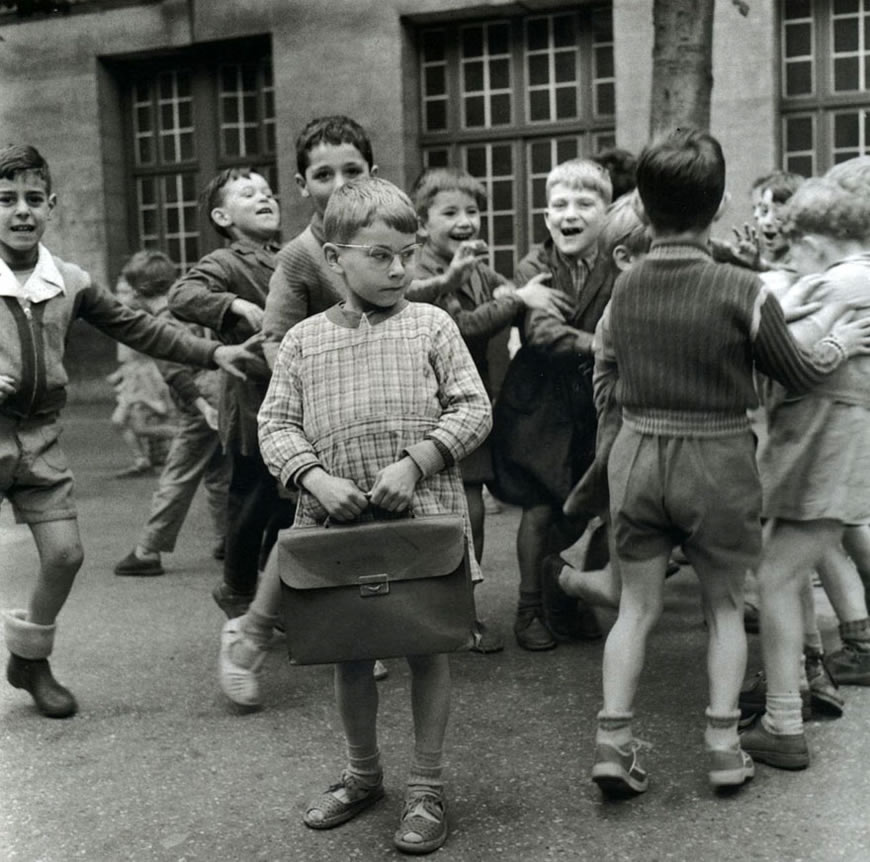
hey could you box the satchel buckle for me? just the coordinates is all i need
[359,574,390,598]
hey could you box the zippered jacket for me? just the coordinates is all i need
[0,253,219,420]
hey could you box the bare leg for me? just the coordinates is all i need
[464,484,484,564]
[27,519,84,625]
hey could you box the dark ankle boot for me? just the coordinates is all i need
[7,655,78,718]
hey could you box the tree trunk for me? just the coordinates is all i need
[649,0,716,136]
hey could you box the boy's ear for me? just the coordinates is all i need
[612,245,634,272]
[323,242,343,273]
[47,193,57,217]
[370,164,379,177]
[713,190,731,223]
[210,206,233,231]
[416,215,429,240]
[295,173,310,199]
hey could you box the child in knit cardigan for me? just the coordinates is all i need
[589,129,870,796]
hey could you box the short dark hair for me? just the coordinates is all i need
[323,177,418,244]
[592,147,637,200]
[410,167,487,220]
[295,115,374,176]
[200,166,254,239]
[750,169,803,204]
[635,128,725,233]
[0,144,52,195]
[121,250,177,299]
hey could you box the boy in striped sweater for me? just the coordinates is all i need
[589,128,870,796]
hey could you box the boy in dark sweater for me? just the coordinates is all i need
[589,129,870,796]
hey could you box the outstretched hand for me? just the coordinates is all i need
[831,313,870,357]
[730,223,762,270]
[213,332,265,380]
[779,274,824,322]
[515,272,572,319]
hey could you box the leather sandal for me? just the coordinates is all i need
[393,790,447,855]
[303,770,384,829]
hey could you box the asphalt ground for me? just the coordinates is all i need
[1,404,869,862]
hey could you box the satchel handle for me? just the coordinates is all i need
[324,503,415,528]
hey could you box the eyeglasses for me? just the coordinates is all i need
[334,243,419,270]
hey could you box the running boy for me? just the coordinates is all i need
[0,145,258,718]
[590,129,870,794]
[113,250,229,576]
[258,177,491,854]
[168,166,289,619]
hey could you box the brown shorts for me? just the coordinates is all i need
[608,426,762,577]
[0,415,77,524]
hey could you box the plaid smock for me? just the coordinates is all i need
[258,299,492,579]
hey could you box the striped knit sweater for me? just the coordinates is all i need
[606,241,846,436]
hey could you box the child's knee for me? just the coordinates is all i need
[42,540,84,574]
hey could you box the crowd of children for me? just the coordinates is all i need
[3,116,870,856]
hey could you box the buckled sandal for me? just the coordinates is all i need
[393,790,447,855]
[303,770,384,830]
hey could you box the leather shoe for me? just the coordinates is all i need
[7,655,78,718]
[114,550,164,577]
[514,607,556,651]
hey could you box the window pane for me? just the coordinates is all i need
[596,82,615,117]
[529,54,549,86]
[465,146,487,176]
[556,86,577,119]
[529,89,550,122]
[244,127,258,156]
[422,30,446,63]
[527,18,548,52]
[179,133,194,161]
[553,14,576,48]
[834,56,859,90]
[786,61,813,95]
[595,45,614,79]
[784,0,811,18]
[464,60,484,92]
[556,138,579,162]
[462,27,484,58]
[785,22,812,56]
[492,179,513,211]
[491,93,511,125]
[834,0,860,12]
[554,52,576,83]
[224,129,239,157]
[494,249,514,278]
[222,96,239,123]
[425,65,446,96]
[835,112,859,148]
[424,148,449,168]
[532,176,547,210]
[425,100,447,131]
[493,213,514,250]
[488,23,510,56]
[490,58,510,90]
[530,140,552,174]
[786,154,813,177]
[833,18,859,52]
[464,95,485,127]
[785,115,814,151]
[492,144,512,177]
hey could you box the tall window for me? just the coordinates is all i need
[418,6,614,275]
[123,39,276,271]
[781,0,870,175]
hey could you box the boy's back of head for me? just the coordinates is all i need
[825,156,870,196]
[0,144,52,194]
[323,177,417,244]
[122,249,177,299]
[782,177,870,244]
[410,167,487,221]
[295,115,374,176]
[636,128,725,234]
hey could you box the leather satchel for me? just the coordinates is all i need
[277,513,476,665]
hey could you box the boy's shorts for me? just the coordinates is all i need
[608,426,762,578]
[0,415,77,524]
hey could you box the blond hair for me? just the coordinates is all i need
[546,158,612,205]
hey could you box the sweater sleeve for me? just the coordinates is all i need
[167,254,239,335]
[403,314,493,477]
[752,291,847,392]
[78,284,218,369]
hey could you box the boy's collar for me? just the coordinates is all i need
[0,244,65,300]
[543,235,597,271]
[229,236,279,255]
[326,298,408,328]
